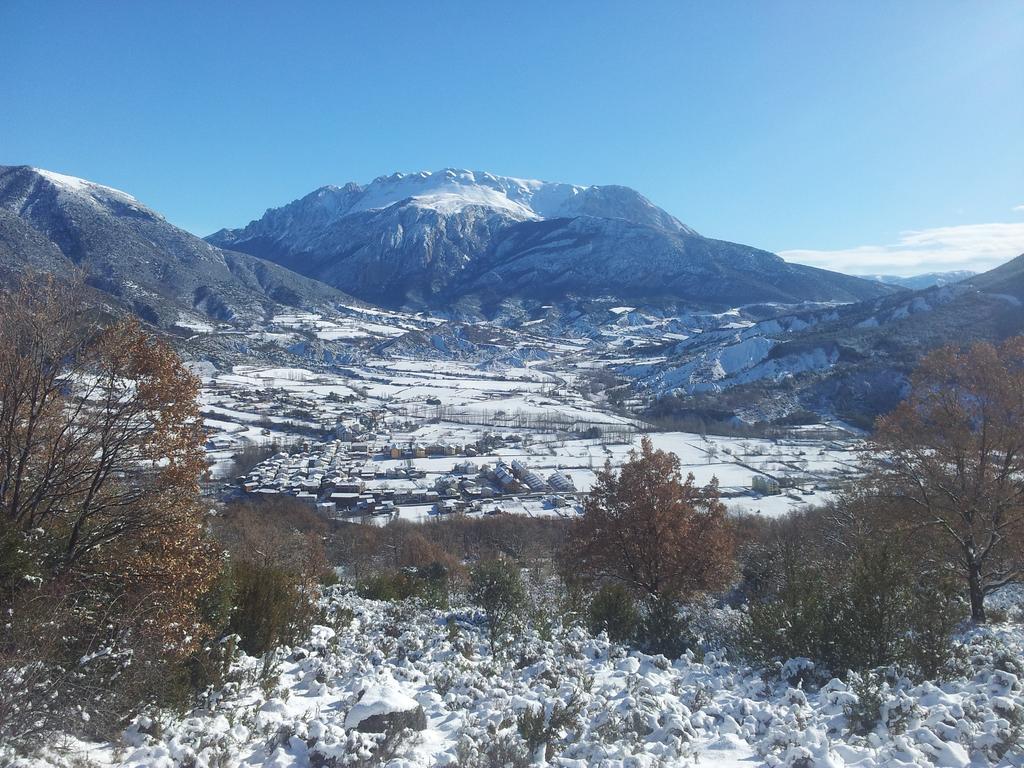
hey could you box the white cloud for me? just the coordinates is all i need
[1013,204,1024,213]
[780,222,1024,277]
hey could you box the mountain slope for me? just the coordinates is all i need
[208,169,897,312]
[0,165,352,326]
[635,253,1024,426]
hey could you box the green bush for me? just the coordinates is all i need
[229,561,317,656]
[588,584,640,643]
[357,570,420,602]
[742,542,963,678]
[637,596,694,660]
[904,577,962,678]
[178,564,238,696]
[0,521,45,598]
[516,690,585,762]
[357,562,451,608]
[469,558,527,652]
[742,553,837,668]
[844,672,918,736]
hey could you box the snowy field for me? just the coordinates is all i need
[361,431,849,522]
[201,358,858,520]
[23,591,1024,768]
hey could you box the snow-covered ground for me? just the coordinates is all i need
[17,591,1024,768]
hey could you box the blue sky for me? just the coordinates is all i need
[2,1,1022,275]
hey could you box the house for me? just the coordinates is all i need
[335,423,359,441]
[334,480,365,494]
[512,460,547,492]
[433,499,460,515]
[330,492,361,509]
[492,462,516,487]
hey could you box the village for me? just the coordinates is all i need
[226,412,860,525]
[237,434,583,522]
[196,352,863,525]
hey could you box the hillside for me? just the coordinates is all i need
[19,590,1022,768]
[0,166,353,327]
[633,253,1024,426]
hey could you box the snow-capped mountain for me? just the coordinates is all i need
[0,165,350,326]
[211,169,694,242]
[208,169,897,313]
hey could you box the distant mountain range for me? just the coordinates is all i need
[0,165,349,327]
[207,169,897,313]
[871,270,976,290]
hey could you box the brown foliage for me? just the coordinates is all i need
[563,436,735,601]
[0,276,218,652]
[214,498,329,585]
[870,338,1024,622]
[0,277,221,746]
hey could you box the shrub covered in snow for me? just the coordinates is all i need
[7,589,1023,768]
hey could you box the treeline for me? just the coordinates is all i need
[399,403,639,438]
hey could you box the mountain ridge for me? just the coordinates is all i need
[208,169,898,312]
[633,253,1024,426]
[0,165,354,327]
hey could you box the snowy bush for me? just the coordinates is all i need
[4,587,1023,767]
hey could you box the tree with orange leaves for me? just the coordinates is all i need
[871,338,1024,623]
[565,436,734,603]
[0,275,218,655]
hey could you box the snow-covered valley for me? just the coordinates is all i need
[190,304,863,524]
